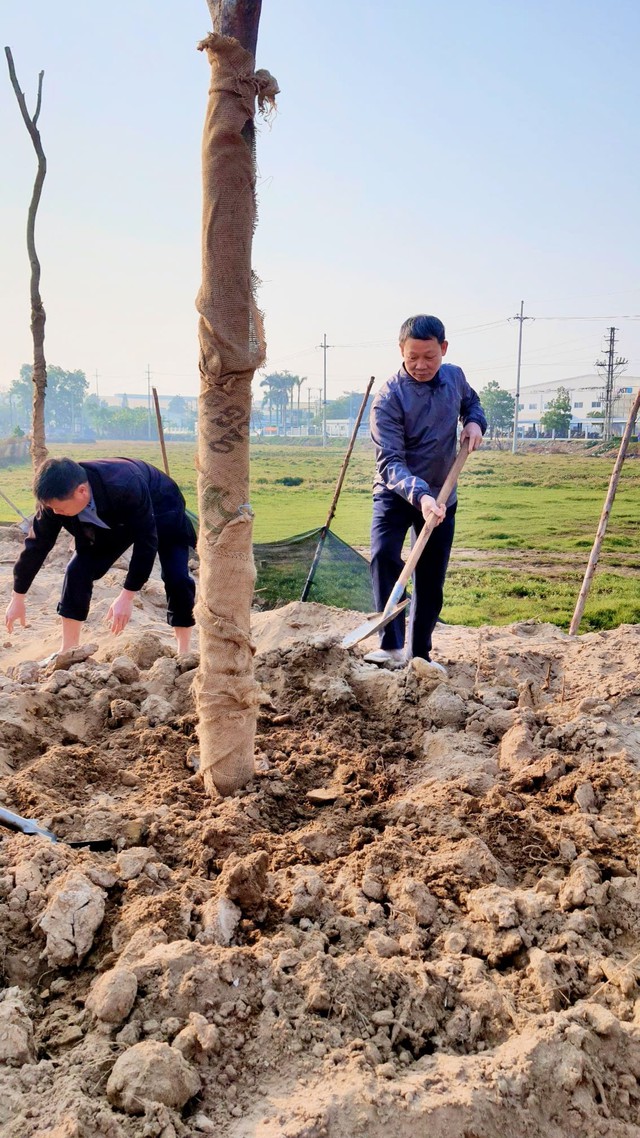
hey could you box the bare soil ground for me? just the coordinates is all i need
[1,523,640,1137]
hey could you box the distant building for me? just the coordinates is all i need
[101,393,197,429]
[326,419,371,438]
[326,419,350,438]
[513,375,639,437]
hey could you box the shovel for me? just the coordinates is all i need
[342,440,470,649]
[0,806,113,851]
[0,487,32,534]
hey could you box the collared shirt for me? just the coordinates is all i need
[371,363,487,508]
[77,490,111,530]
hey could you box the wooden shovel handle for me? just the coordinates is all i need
[382,440,470,616]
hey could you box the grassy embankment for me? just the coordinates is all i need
[1,440,639,631]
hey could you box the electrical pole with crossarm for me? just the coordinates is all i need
[319,332,332,446]
[510,301,533,453]
[596,327,627,443]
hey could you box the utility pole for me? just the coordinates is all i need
[318,332,332,446]
[510,301,533,453]
[146,364,152,440]
[95,369,99,399]
[595,327,627,443]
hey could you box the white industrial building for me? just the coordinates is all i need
[514,374,639,437]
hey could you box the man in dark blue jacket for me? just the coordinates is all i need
[367,314,486,670]
[5,457,197,656]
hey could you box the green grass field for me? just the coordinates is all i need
[1,440,639,631]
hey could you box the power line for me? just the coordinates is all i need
[535,315,640,321]
[78,311,639,398]
[331,319,511,350]
[474,359,597,373]
[450,319,511,336]
[260,346,320,369]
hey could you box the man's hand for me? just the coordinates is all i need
[5,592,27,634]
[106,589,136,636]
[460,421,483,452]
[421,495,446,527]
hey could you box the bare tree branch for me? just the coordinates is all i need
[34,70,44,125]
[5,45,48,471]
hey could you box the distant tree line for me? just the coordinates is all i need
[255,375,518,438]
[0,366,197,441]
[0,368,582,445]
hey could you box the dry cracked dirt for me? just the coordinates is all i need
[1,525,640,1137]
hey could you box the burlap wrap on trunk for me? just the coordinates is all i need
[194,33,278,797]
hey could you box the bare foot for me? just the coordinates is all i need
[174,627,193,655]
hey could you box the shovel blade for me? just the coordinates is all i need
[67,838,114,851]
[342,599,410,649]
[0,806,112,851]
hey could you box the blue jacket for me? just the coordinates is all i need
[371,363,486,508]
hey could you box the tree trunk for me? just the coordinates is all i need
[195,3,278,796]
[5,47,48,472]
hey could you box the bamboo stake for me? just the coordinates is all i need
[301,376,375,601]
[569,388,640,635]
[151,386,170,476]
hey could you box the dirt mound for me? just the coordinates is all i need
[0,599,639,1137]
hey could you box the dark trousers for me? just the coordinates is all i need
[370,490,456,659]
[57,533,196,627]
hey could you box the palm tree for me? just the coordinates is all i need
[292,375,306,433]
[260,371,303,435]
[260,375,275,429]
[283,373,296,435]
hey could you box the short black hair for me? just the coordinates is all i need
[399,314,446,346]
[34,458,88,503]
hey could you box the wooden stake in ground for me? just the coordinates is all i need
[5,47,48,473]
[569,388,640,635]
[151,387,170,477]
[195,2,278,796]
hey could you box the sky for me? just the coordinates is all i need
[2,0,639,407]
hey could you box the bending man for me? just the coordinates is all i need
[367,314,486,669]
[5,457,197,655]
